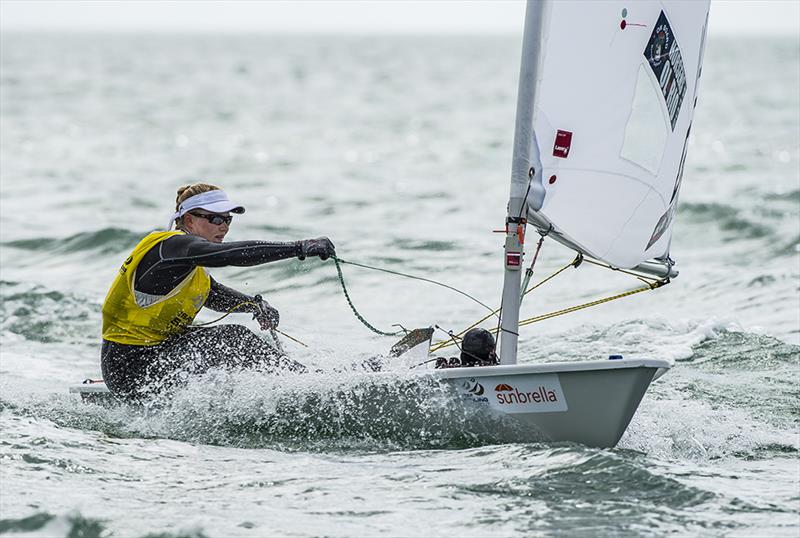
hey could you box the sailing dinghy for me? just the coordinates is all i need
[418,0,711,447]
[72,0,710,448]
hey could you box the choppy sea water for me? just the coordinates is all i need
[0,33,798,537]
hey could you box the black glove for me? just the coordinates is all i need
[298,237,336,261]
[252,294,279,330]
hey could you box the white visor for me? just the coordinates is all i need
[168,189,245,229]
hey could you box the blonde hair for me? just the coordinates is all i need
[174,183,221,229]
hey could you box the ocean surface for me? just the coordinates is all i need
[0,32,798,537]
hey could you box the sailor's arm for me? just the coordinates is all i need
[205,277,279,328]
[132,236,296,296]
[167,235,301,267]
[204,277,256,312]
[162,234,336,267]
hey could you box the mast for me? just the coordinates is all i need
[499,0,546,365]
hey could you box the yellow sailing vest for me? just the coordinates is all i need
[102,231,210,346]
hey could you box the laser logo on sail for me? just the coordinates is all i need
[552,130,573,158]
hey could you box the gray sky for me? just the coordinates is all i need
[1,0,798,35]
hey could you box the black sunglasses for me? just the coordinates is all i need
[189,212,233,225]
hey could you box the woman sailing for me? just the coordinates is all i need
[101,183,335,401]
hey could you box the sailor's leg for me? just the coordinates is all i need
[101,341,144,400]
[101,340,180,401]
[162,324,306,374]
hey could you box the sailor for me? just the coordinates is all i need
[100,183,335,401]
[435,328,499,368]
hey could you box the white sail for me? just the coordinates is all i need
[517,0,710,270]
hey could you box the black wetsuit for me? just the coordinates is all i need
[101,234,306,401]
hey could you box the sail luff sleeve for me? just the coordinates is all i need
[510,0,548,209]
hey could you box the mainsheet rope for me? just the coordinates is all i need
[332,257,403,337]
[196,256,499,342]
[331,256,499,337]
[193,300,309,347]
[193,251,668,352]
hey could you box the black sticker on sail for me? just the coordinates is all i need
[646,128,690,251]
[646,205,674,250]
[644,11,687,130]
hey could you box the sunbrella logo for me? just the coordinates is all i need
[494,383,559,405]
[486,374,568,413]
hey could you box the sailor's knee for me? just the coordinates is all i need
[225,324,258,339]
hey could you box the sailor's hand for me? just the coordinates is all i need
[299,237,336,261]
[253,295,279,330]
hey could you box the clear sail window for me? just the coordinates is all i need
[620,64,669,175]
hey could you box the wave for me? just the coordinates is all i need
[679,202,773,240]
[683,328,799,370]
[0,512,106,538]
[622,389,798,462]
[457,446,716,524]
[2,227,143,255]
[435,444,789,535]
[0,511,206,538]
[523,317,733,364]
[679,200,799,258]
[9,369,548,451]
[773,234,800,257]
[0,281,97,344]
[394,238,457,252]
[763,189,800,203]
[618,329,800,460]
[682,330,799,429]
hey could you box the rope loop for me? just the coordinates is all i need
[193,301,258,326]
[192,300,308,347]
[333,257,402,337]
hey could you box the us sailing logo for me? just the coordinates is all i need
[644,10,687,130]
[461,378,485,396]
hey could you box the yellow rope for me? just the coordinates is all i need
[517,280,665,328]
[428,259,575,353]
[580,257,663,285]
[522,260,577,298]
[429,308,500,353]
[429,263,667,352]
[193,300,309,347]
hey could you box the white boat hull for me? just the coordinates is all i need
[429,358,670,448]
